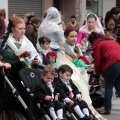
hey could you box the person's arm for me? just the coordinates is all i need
[0,61,11,69]
[55,79,71,103]
[34,83,47,101]
[28,41,42,65]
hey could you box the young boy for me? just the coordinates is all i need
[55,64,92,120]
[34,65,64,120]
[38,37,51,65]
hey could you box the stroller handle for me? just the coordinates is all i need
[1,67,6,77]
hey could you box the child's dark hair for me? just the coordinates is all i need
[38,37,51,46]
[58,64,73,75]
[42,65,55,77]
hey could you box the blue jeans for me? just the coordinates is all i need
[104,61,120,111]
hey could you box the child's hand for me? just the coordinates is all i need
[68,100,74,106]
[45,95,52,101]
[54,96,58,101]
[77,96,82,101]
[4,63,11,69]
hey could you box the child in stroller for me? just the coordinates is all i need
[55,64,97,120]
[34,65,64,120]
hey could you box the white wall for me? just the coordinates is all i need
[0,0,8,20]
[81,0,87,25]
[102,0,116,20]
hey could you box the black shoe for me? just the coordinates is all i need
[99,110,110,115]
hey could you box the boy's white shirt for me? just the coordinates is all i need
[60,78,81,103]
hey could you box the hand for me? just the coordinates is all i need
[32,56,40,65]
[54,96,58,101]
[4,63,11,69]
[45,96,52,101]
[68,100,74,106]
[82,45,87,49]
[77,96,82,101]
[77,44,83,49]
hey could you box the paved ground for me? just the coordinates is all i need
[96,98,120,120]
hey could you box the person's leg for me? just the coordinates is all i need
[104,61,120,111]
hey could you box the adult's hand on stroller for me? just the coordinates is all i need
[32,56,40,65]
[2,63,11,69]
[45,95,53,101]
[68,100,74,106]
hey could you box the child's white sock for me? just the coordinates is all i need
[49,107,58,120]
[82,108,90,116]
[56,108,64,119]
[74,105,85,118]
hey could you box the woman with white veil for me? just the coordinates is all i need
[76,13,104,53]
[37,7,65,51]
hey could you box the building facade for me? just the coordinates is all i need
[0,0,118,26]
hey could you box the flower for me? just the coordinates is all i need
[78,56,90,64]
[19,51,31,68]
[46,51,57,68]
[19,51,30,58]
[46,51,57,60]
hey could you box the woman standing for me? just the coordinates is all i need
[88,32,120,115]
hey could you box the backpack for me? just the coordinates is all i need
[0,32,9,52]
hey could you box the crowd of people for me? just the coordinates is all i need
[0,6,120,120]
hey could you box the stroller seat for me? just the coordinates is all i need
[19,68,51,120]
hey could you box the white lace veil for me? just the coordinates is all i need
[42,7,61,24]
[37,7,65,49]
[80,12,104,34]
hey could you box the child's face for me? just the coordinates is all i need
[66,31,78,46]
[59,71,72,81]
[42,72,54,84]
[40,42,50,50]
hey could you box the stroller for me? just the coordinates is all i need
[19,67,78,120]
[1,66,51,120]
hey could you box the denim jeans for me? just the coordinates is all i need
[104,61,120,111]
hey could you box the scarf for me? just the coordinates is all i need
[7,33,31,56]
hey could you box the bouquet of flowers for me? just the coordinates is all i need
[19,51,31,68]
[46,51,57,68]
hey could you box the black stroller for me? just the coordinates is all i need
[1,67,51,120]
[19,67,78,120]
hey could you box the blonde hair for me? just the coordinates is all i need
[42,65,55,77]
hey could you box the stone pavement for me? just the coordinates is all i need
[96,98,120,120]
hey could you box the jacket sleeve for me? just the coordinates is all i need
[76,31,83,45]
[55,79,68,100]
[34,83,46,101]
